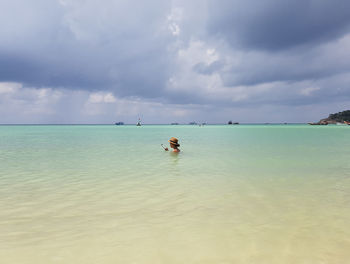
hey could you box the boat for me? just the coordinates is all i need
[308,121,328,125]
[136,118,141,126]
[115,122,124,125]
[228,121,239,125]
[171,122,179,125]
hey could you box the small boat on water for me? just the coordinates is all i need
[228,121,239,125]
[136,118,141,126]
[115,122,124,125]
[308,121,328,125]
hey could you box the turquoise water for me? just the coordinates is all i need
[0,125,350,263]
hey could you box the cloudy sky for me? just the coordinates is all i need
[1,0,350,124]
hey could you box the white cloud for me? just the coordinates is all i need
[169,23,180,36]
[0,83,64,123]
[172,109,188,117]
[88,92,116,103]
[0,82,21,94]
[167,7,183,36]
[177,39,219,66]
[300,86,320,96]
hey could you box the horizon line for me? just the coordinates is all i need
[0,123,308,126]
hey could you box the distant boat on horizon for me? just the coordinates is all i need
[136,118,141,126]
[115,122,124,125]
[228,121,239,125]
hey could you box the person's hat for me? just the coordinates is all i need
[168,137,180,147]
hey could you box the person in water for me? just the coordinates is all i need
[163,137,180,152]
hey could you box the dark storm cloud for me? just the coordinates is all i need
[0,53,41,83]
[207,0,350,50]
[200,0,350,88]
[220,41,350,87]
[0,0,172,96]
[0,52,104,88]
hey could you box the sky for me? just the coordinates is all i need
[1,0,350,124]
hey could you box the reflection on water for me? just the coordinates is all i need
[0,125,350,264]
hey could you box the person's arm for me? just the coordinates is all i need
[161,144,169,151]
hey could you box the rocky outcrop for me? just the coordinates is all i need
[310,110,350,125]
[321,110,350,123]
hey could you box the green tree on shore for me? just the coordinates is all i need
[328,110,350,122]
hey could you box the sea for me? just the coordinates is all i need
[0,124,349,264]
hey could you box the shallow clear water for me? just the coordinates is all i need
[0,124,350,264]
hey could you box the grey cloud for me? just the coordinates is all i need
[193,60,224,75]
[207,0,350,51]
[0,0,173,96]
[236,74,350,107]
[221,52,350,87]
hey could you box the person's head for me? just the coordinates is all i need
[169,137,180,149]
